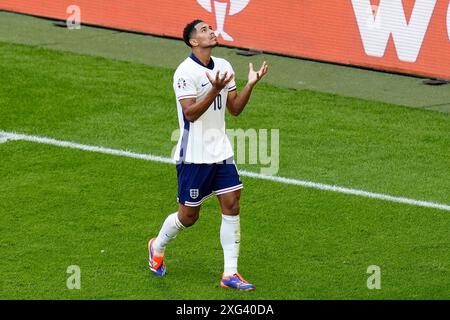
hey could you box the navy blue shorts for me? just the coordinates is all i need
[176,157,243,207]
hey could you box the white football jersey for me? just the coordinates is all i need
[173,54,237,164]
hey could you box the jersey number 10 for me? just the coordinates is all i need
[213,94,222,111]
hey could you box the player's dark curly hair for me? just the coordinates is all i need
[183,19,204,47]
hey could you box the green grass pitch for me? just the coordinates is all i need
[0,42,449,299]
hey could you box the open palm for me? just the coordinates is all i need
[248,61,268,86]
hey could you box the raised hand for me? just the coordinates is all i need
[206,71,235,91]
[248,61,269,86]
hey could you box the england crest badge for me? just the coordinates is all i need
[190,189,199,200]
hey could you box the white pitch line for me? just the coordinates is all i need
[0,131,173,165]
[1,130,449,212]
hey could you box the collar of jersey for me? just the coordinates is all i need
[189,53,215,70]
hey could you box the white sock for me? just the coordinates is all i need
[220,214,240,276]
[153,212,186,255]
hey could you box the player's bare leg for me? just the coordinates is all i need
[217,190,255,291]
[218,189,240,216]
[177,204,201,227]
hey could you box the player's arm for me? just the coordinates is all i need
[227,61,268,117]
[181,71,234,122]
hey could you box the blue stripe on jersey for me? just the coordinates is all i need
[179,114,190,160]
[190,53,215,70]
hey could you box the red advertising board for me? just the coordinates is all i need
[1,0,450,79]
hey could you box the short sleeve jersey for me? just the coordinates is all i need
[173,54,237,164]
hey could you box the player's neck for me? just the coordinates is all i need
[191,48,213,67]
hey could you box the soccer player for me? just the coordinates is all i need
[148,19,268,291]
